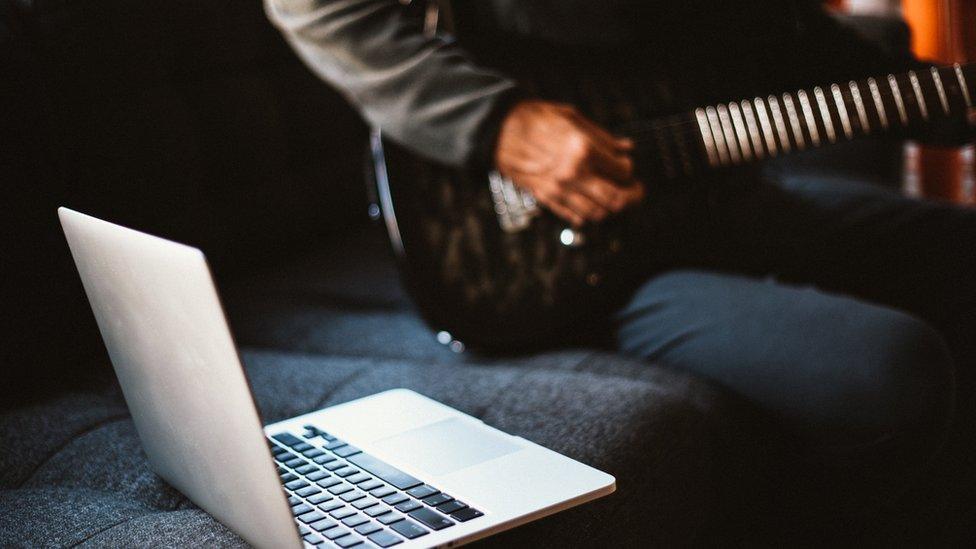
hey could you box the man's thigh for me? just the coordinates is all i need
[638,175,976,329]
[614,269,954,454]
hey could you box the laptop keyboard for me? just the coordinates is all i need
[268,425,484,548]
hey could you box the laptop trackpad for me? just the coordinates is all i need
[371,417,521,477]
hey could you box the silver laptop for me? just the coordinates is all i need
[58,207,614,548]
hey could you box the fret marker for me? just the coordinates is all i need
[716,104,742,164]
[705,106,730,166]
[797,90,821,147]
[753,97,778,156]
[740,100,765,160]
[888,74,909,126]
[768,95,792,153]
[849,81,870,134]
[813,87,837,143]
[728,102,753,162]
[868,77,889,129]
[695,108,719,168]
[831,84,853,139]
[956,63,972,109]
[931,67,949,115]
[782,93,805,150]
[908,70,929,121]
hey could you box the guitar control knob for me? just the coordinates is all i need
[586,273,601,287]
[560,228,585,248]
[367,203,381,220]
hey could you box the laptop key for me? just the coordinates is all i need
[285,480,309,491]
[306,470,329,482]
[303,448,325,458]
[280,473,298,484]
[325,439,348,451]
[346,473,371,485]
[323,525,350,540]
[303,532,323,545]
[314,454,338,465]
[272,432,303,446]
[382,493,408,506]
[408,508,454,530]
[422,493,452,507]
[299,524,311,535]
[293,442,314,452]
[390,519,429,539]
[378,513,404,526]
[331,507,357,520]
[334,534,363,548]
[298,510,327,524]
[365,505,392,518]
[296,464,320,475]
[340,490,366,503]
[334,445,361,458]
[450,507,484,522]
[353,497,380,510]
[310,518,338,532]
[292,504,313,516]
[406,485,438,500]
[436,500,467,514]
[355,522,383,536]
[347,454,422,491]
[287,496,302,507]
[308,493,333,505]
[368,530,404,548]
[283,458,306,468]
[334,467,359,478]
[318,478,342,489]
[341,513,370,528]
[369,486,396,498]
[318,500,345,513]
[324,461,347,471]
[358,479,383,492]
[296,486,322,498]
[394,500,421,513]
[328,484,353,496]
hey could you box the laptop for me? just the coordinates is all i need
[58,207,615,548]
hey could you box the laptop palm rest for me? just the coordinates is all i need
[370,417,522,477]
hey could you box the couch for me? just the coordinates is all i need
[2,1,961,545]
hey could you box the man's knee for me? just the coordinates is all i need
[846,311,955,455]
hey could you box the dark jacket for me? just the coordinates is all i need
[265,0,917,168]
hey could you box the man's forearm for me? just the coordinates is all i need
[265,0,521,168]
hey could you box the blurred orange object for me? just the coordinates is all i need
[901,0,975,203]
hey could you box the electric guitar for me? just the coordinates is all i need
[367,62,975,351]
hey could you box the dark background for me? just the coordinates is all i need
[1,0,371,406]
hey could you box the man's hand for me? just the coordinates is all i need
[494,100,645,226]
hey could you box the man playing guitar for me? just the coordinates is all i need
[266,0,976,531]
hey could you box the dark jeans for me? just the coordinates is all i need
[613,171,976,520]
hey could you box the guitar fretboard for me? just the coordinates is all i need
[629,63,975,180]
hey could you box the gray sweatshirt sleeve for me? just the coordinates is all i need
[265,0,521,167]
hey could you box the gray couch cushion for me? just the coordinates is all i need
[0,348,754,547]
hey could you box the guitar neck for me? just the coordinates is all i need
[632,63,975,180]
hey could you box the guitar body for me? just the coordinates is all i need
[369,131,639,350]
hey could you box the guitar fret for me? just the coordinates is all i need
[956,63,973,108]
[813,87,837,143]
[767,95,792,153]
[695,108,720,167]
[705,106,731,166]
[931,67,950,115]
[849,81,871,134]
[796,90,821,147]
[830,84,854,139]
[728,102,753,162]
[753,97,779,156]
[782,93,805,150]
[740,100,765,160]
[716,104,742,164]
[868,77,890,129]
[888,74,909,125]
[908,70,929,121]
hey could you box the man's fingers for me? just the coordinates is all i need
[573,176,644,212]
[560,190,609,222]
[585,144,634,183]
[569,111,631,152]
